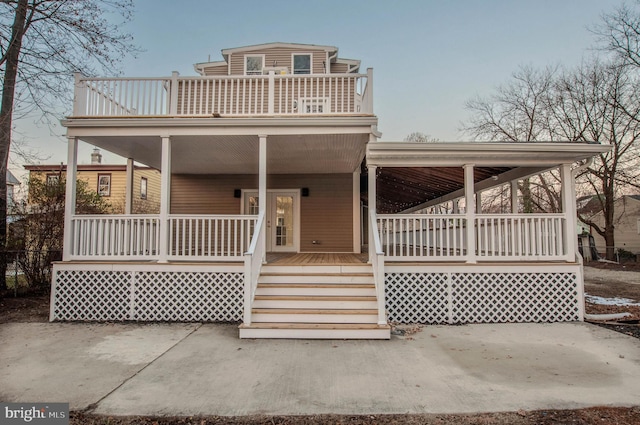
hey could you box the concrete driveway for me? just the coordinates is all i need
[1,322,639,416]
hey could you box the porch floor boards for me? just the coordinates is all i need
[265,252,368,265]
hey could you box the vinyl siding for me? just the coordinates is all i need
[591,197,640,253]
[171,173,354,252]
[229,47,329,75]
[200,64,228,76]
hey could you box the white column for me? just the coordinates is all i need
[353,170,361,253]
[158,136,171,263]
[125,158,134,215]
[464,164,476,263]
[258,135,267,260]
[511,180,519,214]
[368,165,377,216]
[560,163,577,261]
[62,137,78,261]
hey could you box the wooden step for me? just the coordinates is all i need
[258,273,373,285]
[251,308,378,324]
[255,284,375,297]
[239,323,390,339]
[252,295,377,309]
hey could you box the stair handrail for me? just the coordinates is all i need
[369,211,387,325]
[243,210,266,326]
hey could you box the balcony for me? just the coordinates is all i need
[72,70,373,118]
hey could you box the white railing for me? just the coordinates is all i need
[377,214,468,261]
[475,214,566,260]
[168,215,257,260]
[73,72,371,117]
[243,210,266,326]
[369,211,386,325]
[69,215,160,260]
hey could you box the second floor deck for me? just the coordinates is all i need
[72,70,373,119]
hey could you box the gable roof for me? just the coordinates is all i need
[221,42,338,60]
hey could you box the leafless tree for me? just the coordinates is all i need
[551,59,640,260]
[0,0,137,289]
[593,1,640,68]
[404,132,440,143]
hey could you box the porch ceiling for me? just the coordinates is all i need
[76,133,368,174]
[365,141,611,214]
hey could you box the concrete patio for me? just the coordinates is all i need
[1,322,639,416]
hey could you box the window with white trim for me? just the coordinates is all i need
[245,55,264,75]
[140,177,147,200]
[46,174,60,185]
[293,54,311,74]
[97,174,111,197]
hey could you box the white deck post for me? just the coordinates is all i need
[560,163,577,261]
[169,71,179,116]
[73,73,86,116]
[62,137,78,261]
[511,180,519,213]
[464,164,476,263]
[125,158,134,215]
[368,165,377,261]
[158,136,171,263]
[353,169,361,253]
[259,135,267,260]
[267,72,275,115]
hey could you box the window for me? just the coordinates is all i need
[140,177,148,200]
[245,55,264,75]
[97,174,111,197]
[293,54,311,74]
[46,174,60,185]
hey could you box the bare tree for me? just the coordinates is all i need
[404,132,440,143]
[594,1,640,68]
[0,0,137,289]
[551,59,640,260]
[462,65,561,213]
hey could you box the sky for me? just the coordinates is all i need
[10,0,623,179]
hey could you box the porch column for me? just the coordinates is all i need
[158,136,171,263]
[560,163,577,261]
[62,136,78,261]
[353,170,361,253]
[511,180,519,213]
[464,164,476,263]
[258,135,267,260]
[125,158,134,215]
[368,165,377,216]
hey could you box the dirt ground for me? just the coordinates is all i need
[2,265,640,424]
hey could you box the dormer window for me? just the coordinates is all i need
[245,55,264,75]
[293,54,311,74]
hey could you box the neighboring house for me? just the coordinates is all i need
[51,42,609,339]
[6,170,20,210]
[25,149,161,214]
[586,195,640,256]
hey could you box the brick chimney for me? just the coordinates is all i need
[91,148,102,164]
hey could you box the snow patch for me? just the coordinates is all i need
[585,294,640,306]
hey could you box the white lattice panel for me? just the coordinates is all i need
[53,270,132,321]
[386,273,449,323]
[386,271,579,324]
[451,272,579,323]
[134,271,243,321]
[52,268,243,322]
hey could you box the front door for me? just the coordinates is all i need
[243,190,300,252]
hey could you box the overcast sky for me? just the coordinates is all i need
[11,0,621,176]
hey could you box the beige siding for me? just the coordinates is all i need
[171,173,354,252]
[229,47,329,75]
[591,197,640,253]
[330,62,349,73]
[132,168,161,213]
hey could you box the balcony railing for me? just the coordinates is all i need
[72,70,373,118]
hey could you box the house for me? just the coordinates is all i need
[25,149,161,214]
[50,42,609,339]
[6,170,20,210]
[587,195,640,257]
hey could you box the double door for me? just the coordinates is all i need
[243,190,300,252]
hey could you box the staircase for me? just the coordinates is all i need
[239,263,390,339]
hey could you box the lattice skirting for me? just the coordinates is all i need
[52,268,243,322]
[386,270,581,324]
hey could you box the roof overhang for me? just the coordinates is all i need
[221,42,338,61]
[365,141,611,213]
